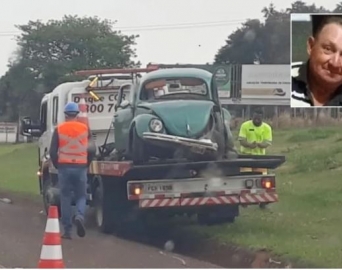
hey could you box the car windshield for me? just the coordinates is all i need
[140,77,208,101]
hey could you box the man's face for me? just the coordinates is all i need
[307,23,342,87]
[252,113,262,126]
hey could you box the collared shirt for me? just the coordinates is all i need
[238,120,272,155]
[291,61,342,107]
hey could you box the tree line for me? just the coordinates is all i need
[1,1,342,121]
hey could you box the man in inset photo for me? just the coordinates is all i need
[291,14,342,107]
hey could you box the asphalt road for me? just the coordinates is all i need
[0,196,219,268]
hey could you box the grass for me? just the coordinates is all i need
[190,126,342,267]
[0,143,39,195]
[1,126,342,267]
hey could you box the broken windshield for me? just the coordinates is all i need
[140,77,208,101]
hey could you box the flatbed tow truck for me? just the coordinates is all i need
[20,67,286,234]
[48,154,285,233]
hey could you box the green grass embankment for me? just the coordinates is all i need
[0,143,39,195]
[191,127,342,267]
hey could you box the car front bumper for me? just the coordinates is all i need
[142,132,218,154]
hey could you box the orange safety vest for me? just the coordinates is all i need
[57,121,89,164]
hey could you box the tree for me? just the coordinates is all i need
[0,62,40,121]
[288,0,329,13]
[215,19,265,64]
[214,1,331,65]
[334,2,342,12]
[16,15,140,89]
[0,15,140,121]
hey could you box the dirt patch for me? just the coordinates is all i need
[174,237,308,268]
[113,218,310,269]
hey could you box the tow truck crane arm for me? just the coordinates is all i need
[74,67,159,101]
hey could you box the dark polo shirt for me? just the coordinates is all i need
[291,61,342,107]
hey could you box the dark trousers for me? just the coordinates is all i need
[58,166,87,234]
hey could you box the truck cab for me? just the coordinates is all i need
[19,68,158,208]
[21,72,137,159]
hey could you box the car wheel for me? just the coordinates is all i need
[94,183,116,234]
[131,128,146,164]
[42,174,61,217]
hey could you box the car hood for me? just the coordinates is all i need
[138,100,214,137]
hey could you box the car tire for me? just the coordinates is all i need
[42,173,61,217]
[94,176,139,235]
[94,182,115,234]
[131,128,146,165]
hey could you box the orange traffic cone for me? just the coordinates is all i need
[77,94,90,127]
[38,206,65,268]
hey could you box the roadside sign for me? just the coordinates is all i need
[212,65,231,98]
[241,65,291,99]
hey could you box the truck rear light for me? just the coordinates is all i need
[260,177,275,189]
[129,183,143,196]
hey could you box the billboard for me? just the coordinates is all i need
[212,65,231,98]
[241,65,290,99]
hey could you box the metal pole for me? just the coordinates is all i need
[5,122,8,143]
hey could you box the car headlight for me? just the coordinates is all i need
[149,119,163,132]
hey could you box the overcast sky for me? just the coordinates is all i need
[0,0,339,75]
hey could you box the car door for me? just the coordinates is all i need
[114,84,135,152]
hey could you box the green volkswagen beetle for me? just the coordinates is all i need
[113,68,236,164]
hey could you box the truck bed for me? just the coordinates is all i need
[88,155,286,180]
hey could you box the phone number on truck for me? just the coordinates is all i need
[73,93,127,113]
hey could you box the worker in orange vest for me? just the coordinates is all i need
[49,102,95,239]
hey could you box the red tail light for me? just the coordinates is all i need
[129,183,144,196]
[260,177,275,189]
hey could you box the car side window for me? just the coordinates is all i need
[40,101,48,133]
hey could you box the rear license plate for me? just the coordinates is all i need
[145,183,173,193]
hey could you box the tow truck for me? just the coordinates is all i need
[20,67,286,234]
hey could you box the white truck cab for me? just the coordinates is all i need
[21,72,134,164]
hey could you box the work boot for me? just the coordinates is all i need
[74,216,86,238]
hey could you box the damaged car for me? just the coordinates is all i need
[113,68,237,164]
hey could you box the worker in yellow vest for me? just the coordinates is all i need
[238,107,272,209]
[238,107,272,162]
